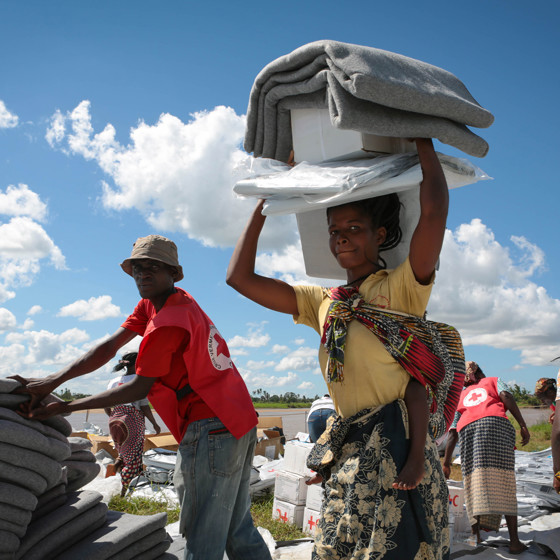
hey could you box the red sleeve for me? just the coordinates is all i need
[121,300,151,336]
[136,327,188,379]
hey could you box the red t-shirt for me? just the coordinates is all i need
[122,289,256,441]
[456,376,508,432]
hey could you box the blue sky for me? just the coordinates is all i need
[0,0,559,398]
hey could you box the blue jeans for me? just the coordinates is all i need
[173,418,272,560]
[307,408,336,443]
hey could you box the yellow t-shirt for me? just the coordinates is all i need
[294,257,433,418]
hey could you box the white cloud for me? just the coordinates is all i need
[3,327,91,374]
[271,344,289,354]
[27,305,42,315]
[0,308,17,332]
[275,346,318,371]
[228,324,271,349]
[242,370,298,389]
[298,381,314,390]
[0,101,18,129]
[430,219,560,366]
[0,216,66,303]
[58,295,122,321]
[0,184,47,221]
[46,100,297,249]
[245,360,276,370]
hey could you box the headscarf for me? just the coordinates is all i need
[465,361,479,379]
[534,377,557,397]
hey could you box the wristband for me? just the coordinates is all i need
[555,471,560,481]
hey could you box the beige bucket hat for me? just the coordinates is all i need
[120,235,184,281]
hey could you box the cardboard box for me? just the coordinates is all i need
[302,507,321,536]
[274,470,310,506]
[257,416,283,430]
[283,441,315,477]
[87,434,118,459]
[143,432,179,452]
[305,482,325,511]
[255,416,284,459]
[272,497,305,527]
[291,108,416,164]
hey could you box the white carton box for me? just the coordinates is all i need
[447,484,465,514]
[302,507,321,536]
[283,441,315,477]
[305,481,325,511]
[291,108,416,164]
[272,497,305,527]
[274,470,309,506]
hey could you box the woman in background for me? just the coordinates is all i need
[534,377,557,424]
[443,361,529,554]
[105,352,161,496]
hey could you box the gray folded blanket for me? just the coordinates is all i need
[62,460,101,492]
[16,490,107,560]
[32,483,68,521]
[0,481,37,511]
[0,442,63,490]
[56,510,168,560]
[244,40,493,160]
[0,419,71,462]
[0,379,73,437]
[68,436,93,451]
[0,458,50,495]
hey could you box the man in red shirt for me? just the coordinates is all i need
[14,235,272,560]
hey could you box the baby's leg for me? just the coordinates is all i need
[393,378,428,490]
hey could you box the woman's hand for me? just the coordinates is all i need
[519,425,530,446]
[305,474,323,485]
[442,464,451,479]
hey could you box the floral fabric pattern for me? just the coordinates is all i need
[308,401,450,560]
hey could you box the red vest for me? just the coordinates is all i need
[140,289,257,440]
[456,376,507,432]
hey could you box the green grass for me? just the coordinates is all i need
[509,416,551,452]
[250,493,307,540]
[108,494,180,524]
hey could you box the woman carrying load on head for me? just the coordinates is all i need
[105,352,161,496]
[227,138,456,559]
[442,361,529,554]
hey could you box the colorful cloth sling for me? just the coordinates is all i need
[321,285,465,439]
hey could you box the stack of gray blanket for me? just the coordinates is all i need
[244,40,494,160]
[0,379,172,559]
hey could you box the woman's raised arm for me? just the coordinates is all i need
[408,138,449,285]
[227,200,298,315]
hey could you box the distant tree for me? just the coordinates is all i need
[505,383,540,406]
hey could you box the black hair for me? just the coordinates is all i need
[113,352,138,373]
[327,193,403,268]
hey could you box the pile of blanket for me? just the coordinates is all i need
[244,40,494,161]
[0,379,172,559]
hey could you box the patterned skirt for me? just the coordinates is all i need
[307,400,450,560]
[109,404,146,487]
[459,415,517,531]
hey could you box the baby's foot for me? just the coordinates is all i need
[392,459,425,490]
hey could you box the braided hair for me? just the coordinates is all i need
[327,193,403,269]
